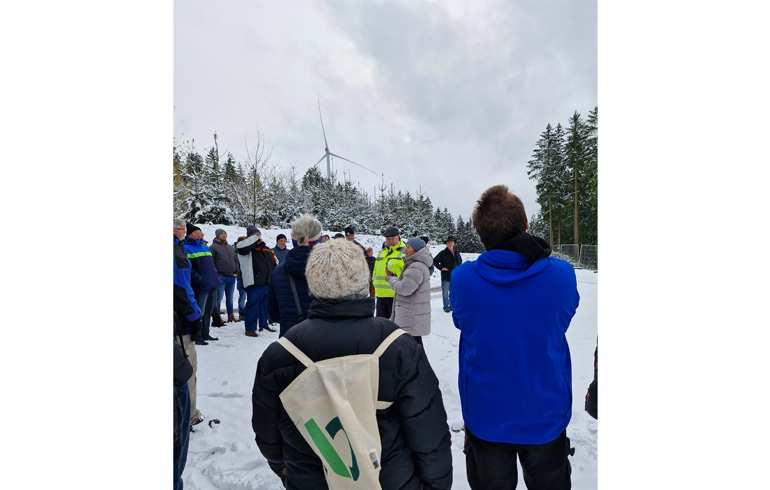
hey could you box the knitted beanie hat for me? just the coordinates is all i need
[246,225,260,237]
[186,222,201,237]
[305,238,370,299]
[291,214,322,246]
[406,237,426,252]
[215,228,226,239]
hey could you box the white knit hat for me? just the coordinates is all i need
[305,238,370,299]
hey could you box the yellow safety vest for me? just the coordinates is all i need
[372,241,406,298]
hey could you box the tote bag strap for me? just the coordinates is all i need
[277,337,313,368]
[372,329,406,359]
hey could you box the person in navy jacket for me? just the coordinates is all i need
[184,223,221,345]
[451,185,579,490]
[267,214,322,337]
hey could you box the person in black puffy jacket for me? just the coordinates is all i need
[267,214,323,337]
[252,238,453,490]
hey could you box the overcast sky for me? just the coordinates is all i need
[174,0,597,225]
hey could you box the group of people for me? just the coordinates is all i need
[174,184,582,490]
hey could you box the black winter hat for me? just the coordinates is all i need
[420,236,429,244]
[383,226,400,237]
[276,233,286,241]
[445,235,456,244]
[344,225,355,236]
[186,222,202,237]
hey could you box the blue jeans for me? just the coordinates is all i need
[173,382,191,490]
[441,281,452,311]
[194,289,216,340]
[237,278,246,314]
[244,284,268,332]
[217,275,236,316]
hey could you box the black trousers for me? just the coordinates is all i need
[464,426,571,490]
[375,296,393,318]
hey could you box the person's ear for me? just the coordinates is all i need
[526,220,530,231]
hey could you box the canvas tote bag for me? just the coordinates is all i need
[277,329,405,490]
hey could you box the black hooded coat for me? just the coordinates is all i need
[252,297,453,490]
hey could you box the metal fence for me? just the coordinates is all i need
[558,244,598,270]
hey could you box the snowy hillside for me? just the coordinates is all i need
[181,224,598,489]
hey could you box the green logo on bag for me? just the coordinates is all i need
[305,417,360,481]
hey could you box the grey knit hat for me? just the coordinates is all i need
[291,214,322,246]
[305,238,370,299]
[246,225,260,237]
[406,237,426,252]
[215,228,226,239]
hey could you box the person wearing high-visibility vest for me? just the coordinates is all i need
[372,225,406,318]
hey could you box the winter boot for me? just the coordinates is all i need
[211,314,225,327]
[237,313,245,322]
[227,314,236,323]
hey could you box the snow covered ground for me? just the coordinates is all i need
[181,225,598,489]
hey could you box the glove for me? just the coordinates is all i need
[189,317,203,341]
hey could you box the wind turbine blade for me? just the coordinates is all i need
[314,154,327,166]
[328,152,380,177]
[317,95,329,149]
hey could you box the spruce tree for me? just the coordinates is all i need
[565,111,589,244]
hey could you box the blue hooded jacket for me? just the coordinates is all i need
[451,245,579,445]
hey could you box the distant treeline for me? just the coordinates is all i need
[173,131,484,252]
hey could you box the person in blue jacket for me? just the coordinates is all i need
[173,218,205,428]
[451,185,579,490]
[184,223,221,345]
[267,214,322,337]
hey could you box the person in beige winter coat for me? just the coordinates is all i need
[386,237,433,344]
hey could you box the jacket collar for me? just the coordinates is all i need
[308,297,375,319]
[284,246,312,279]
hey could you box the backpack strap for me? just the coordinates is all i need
[287,274,304,322]
[277,337,313,368]
[372,329,406,359]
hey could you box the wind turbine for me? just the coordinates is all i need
[313,96,381,181]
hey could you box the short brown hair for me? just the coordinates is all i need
[472,185,527,250]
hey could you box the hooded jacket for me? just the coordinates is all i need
[267,245,314,337]
[209,239,238,276]
[236,235,277,288]
[252,297,453,490]
[451,232,579,445]
[386,247,433,337]
[182,237,220,293]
